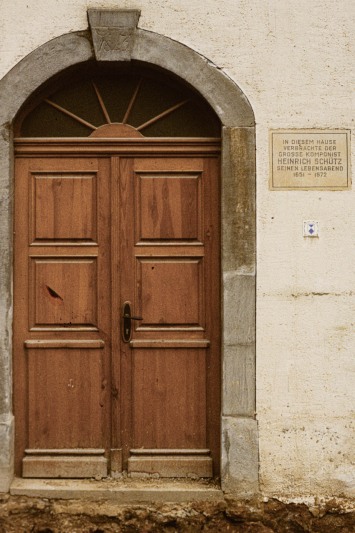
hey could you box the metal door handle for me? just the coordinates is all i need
[122,301,143,342]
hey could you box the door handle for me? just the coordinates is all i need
[122,301,143,342]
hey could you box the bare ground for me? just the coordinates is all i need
[0,494,354,533]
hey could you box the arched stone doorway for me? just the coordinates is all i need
[14,63,222,480]
[0,10,257,495]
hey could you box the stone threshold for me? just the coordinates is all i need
[10,477,223,503]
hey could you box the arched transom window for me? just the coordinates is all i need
[18,65,221,138]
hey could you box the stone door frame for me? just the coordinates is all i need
[0,9,257,495]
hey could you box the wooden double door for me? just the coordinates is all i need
[14,141,220,478]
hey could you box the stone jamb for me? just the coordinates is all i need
[0,12,257,496]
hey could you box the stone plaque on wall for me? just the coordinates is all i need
[270,129,351,190]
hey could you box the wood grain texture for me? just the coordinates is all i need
[32,173,97,242]
[14,157,111,477]
[137,258,202,326]
[14,146,220,478]
[137,174,200,241]
[15,139,221,156]
[32,258,97,327]
[119,155,220,476]
[27,348,105,449]
[131,348,206,449]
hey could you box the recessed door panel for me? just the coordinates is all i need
[31,258,97,328]
[131,348,207,449]
[31,173,97,242]
[136,173,201,241]
[27,347,105,449]
[137,258,203,327]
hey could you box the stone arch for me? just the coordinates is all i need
[0,11,257,495]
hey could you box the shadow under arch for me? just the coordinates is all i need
[0,21,257,495]
[14,60,222,138]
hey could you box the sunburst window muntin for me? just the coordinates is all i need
[18,65,221,138]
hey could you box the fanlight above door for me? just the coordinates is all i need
[19,70,221,138]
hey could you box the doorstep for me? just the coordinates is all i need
[10,477,224,503]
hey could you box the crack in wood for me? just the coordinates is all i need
[46,285,64,301]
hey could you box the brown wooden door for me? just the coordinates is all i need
[14,144,220,478]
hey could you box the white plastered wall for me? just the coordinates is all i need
[0,0,354,499]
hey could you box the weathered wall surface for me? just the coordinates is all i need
[0,0,354,499]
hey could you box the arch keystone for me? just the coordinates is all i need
[88,9,141,61]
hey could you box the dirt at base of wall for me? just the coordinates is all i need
[0,494,354,533]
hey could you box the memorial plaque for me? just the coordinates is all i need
[270,129,351,190]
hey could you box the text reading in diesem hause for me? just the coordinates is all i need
[270,129,350,190]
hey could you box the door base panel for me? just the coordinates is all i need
[22,455,107,478]
[128,455,213,478]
